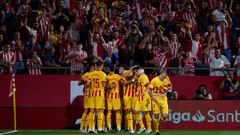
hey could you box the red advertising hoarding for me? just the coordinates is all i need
[164,100,240,130]
[0,75,240,130]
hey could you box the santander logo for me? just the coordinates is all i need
[192,110,205,122]
[166,109,240,124]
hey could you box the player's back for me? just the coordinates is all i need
[90,70,106,97]
[122,70,135,98]
[137,74,150,100]
[107,73,121,99]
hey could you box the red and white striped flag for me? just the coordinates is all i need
[134,0,143,20]
[9,74,16,97]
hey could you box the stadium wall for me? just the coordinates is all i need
[0,75,239,130]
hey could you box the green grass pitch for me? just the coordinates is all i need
[1,130,240,135]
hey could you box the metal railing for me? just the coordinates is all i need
[4,66,239,76]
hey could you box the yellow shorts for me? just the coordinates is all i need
[93,96,105,109]
[107,98,121,111]
[152,96,168,114]
[133,97,151,112]
[123,96,136,110]
[83,96,90,109]
[88,96,94,109]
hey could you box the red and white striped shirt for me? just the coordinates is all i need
[182,11,197,32]
[183,57,195,76]
[216,28,231,49]
[0,51,15,73]
[153,50,171,68]
[68,50,88,72]
[27,57,42,75]
[191,40,204,60]
[11,40,23,62]
[169,41,181,60]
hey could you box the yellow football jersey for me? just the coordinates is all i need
[81,72,92,96]
[90,70,106,97]
[136,74,150,101]
[149,76,167,94]
[106,73,121,99]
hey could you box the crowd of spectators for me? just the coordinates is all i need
[0,0,240,75]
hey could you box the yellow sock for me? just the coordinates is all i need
[84,113,90,129]
[102,114,106,130]
[153,117,159,133]
[116,112,121,130]
[145,113,151,130]
[136,114,144,129]
[88,112,95,130]
[106,112,112,129]
[127,113,133,130]
[133,114,137,130]
[125,114,128,129]
[98,112,104,130]
[80,112,87,129]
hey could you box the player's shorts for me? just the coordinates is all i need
[151,96,168,114]
[123,96,136,110]
[83,95,90,109]
[133,96,151,112]
[88,96,94,109]
[107,98,121,111]
[93,96,105,109]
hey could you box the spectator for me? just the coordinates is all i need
[0,33,5,50]
[194,89,205,100]
[212,1,227,24]
[194,84,212,100]
[209,48,230,76]
[220,71,239,99]
[216,19,233,62]
[67,43,87,75]
[27,51,42,75]
[167,90,178,100]
[230,2,240,48]
[11,32,24,71]
[0,44,15,74]
[198,84,212,100]
[183,50,196,76]
[234,48,240,76]
[44,47,60,74]
[0,0,238,76]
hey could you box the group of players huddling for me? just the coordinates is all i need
[78,60,172,135]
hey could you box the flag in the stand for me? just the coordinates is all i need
[9,74,16,97]
[134,0,143,20]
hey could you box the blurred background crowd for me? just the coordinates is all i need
[0,0,240,75]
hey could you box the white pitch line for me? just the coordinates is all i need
[0,130,18,135]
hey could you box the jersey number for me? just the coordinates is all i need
[93,78,100,88]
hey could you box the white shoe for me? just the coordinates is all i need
[104,128,108,133]
[92,129,98,134]
[98,128,103,132]
[117,128,121,132]
[137,128,146,134]
[145,129,152,134]
[129,130,135,134]
[88,129,98,134]
[79,128,87,133]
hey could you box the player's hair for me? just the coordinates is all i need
[96,60,103,67]
[119,64,128,70]
[156,68,167,75]
[109,65,115,72]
